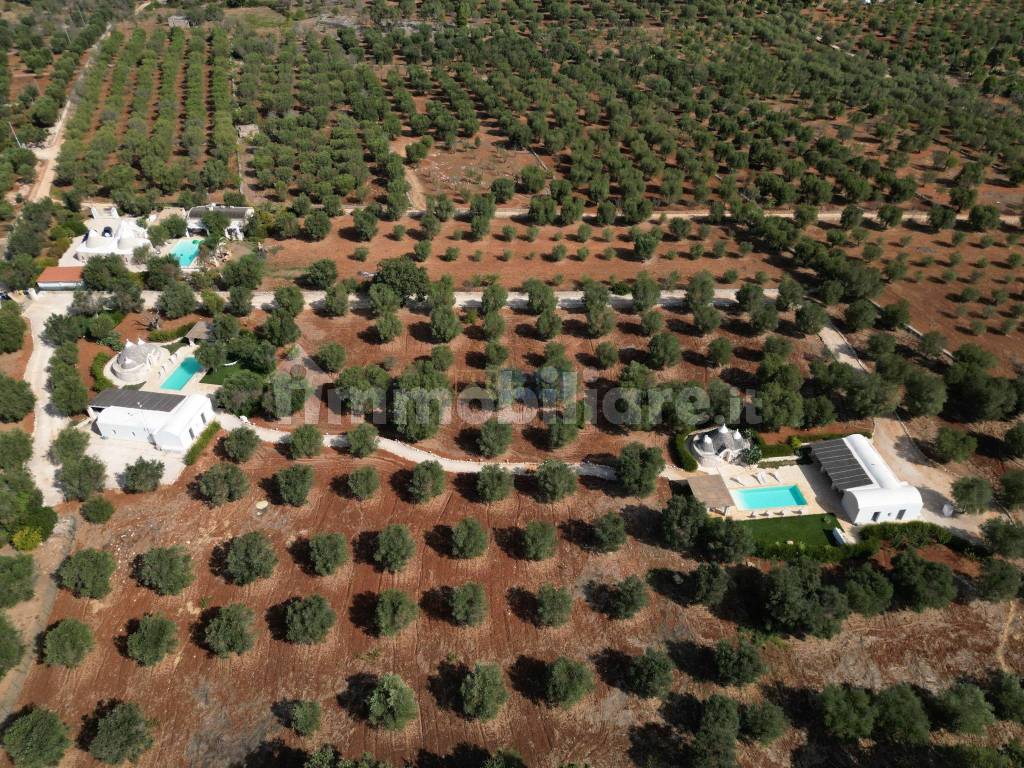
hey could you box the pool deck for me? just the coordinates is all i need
[716,463,848,525]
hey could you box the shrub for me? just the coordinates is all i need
[222,427,259,462]
[477,465,513,502]
[49,426,88,464]
[43,618,94,668]
[460,663,508,721]
[86,701,153,764]
[891,550,956,611]
[126,614,177,667]
[308,533,348,576]
[314,342,347,372]
[606,575,649,619]
[983,519,1024,557]
[691,562,730,607]
[842,563,893,615]
[938,682,995,734]
[375,589,418,636]
[522,521,557,560]
[347,422,379,458]
[183,420,221,465]
[198,462,249,505]
[288,700,321,736]
[977,558,1021,602]
[408,460,445,502]
[289,425,323,459]
[713,637,765,686]
[0,555,33,609]
[821,685,876,740]
[536,584,572,627]
[546,657,594,709]
[225,532,277,585]
[374,525,415,572]
[121,458,164,493]
[874,684,930,745]
[592,511,626,553]
[204,604,255,657]
[136,546,194,596]
[451,518,488,559]
[451,582,488,626]
[367,674,418,731]
[0,614,24,679]
[933,427,977,463]
[626,647,673,698]
[275,465,314,506]
[285,595,336,644]
[56,455,107,501]
[535,460,577,502]
[740,700,787,743]
[348,466,380,500]
[0,375,34,423]
[988,671,1024,722]
[2,708,69,768]
[477,418,513,458]
[0,430,31,471]
[57,549,115,599]
[614,442,663,495]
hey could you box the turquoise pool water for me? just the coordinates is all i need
[161,357,203,390]
[732,485,807,510]
[171,238,202,268]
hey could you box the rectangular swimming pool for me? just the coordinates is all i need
[732,484,807,510]
[161,357,203,390]
[171,238,202,268]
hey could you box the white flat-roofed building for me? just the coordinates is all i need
[186,203,253,240]
[809,434,923,525]
[88,389,214,453]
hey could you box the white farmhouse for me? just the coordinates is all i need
[186,203,253,240]
[87,390,215,453]
[809,434,923,524]
[70,205,152,261]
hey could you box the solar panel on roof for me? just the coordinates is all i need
[809,439,873,490]
[90,389,185,413]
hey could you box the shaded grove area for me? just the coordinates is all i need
[8,444,1024,767]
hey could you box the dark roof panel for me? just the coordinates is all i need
[809,439,873,490]
[90,389,185,412]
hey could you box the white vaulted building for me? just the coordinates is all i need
[87,389,214,453]
[809,434,923,524]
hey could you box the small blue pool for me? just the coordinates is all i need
[161,357,203,390]
[732,485,807,510]
[171,238,202,268]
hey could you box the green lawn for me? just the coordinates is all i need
[738,513,840,547]
[200,362,267,386]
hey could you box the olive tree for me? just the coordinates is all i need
[43,619,94,668]
[460,663,508,721]
[374,525,415,572]
[136,546,194,596]
[126,614,177,667]
[225,532,277,585]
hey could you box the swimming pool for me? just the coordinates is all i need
[731,485,807,510]
[171,238,202,268]
[161,357,203,390]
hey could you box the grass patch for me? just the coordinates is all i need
[739,513,840,548]
[199,361,267,386]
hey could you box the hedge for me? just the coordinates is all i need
[754,430,873,459]
[183,421,221,466]
[90,352,113,392]
[754,539,879,563]
[148,322,195,343]
[670,433,697,471]
[859,521,952,548]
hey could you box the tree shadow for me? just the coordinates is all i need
[425,524,452,557]
[348,591,378,636]
[591,647,633,693]
[626,722,682,768]
[427,659,468,713]
[508,655,548,704]
[647,568,690,606]
[337,672,378,721]
[665,639,714,682]
[621,503,662,546]
[558,518,596,552]
[506,586,538,625]
[413,743,492,768]
[351,530,379,566]
[419,586,454,623]
[265,598,295,642]
[659,691,703,733]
